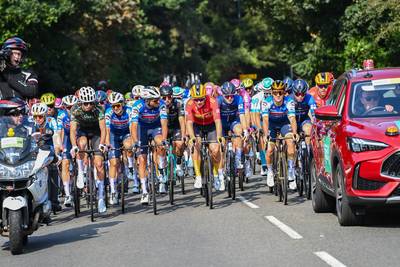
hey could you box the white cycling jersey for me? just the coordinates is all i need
[250,91,265,113]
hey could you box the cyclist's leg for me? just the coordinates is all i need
[108,132,121,200]
[153,128,167,193]
[91,134,106,212]
[172,129,185,176]
[207,125,223,191]
[61,136,72,206]
[231,121,244,169]
[137,125,150,203]
[301,120,312,147]
[266,123,277,186]
[76,131,88,188]
[282,124,296,188]
[192,124,202,188]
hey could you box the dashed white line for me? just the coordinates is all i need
[237,196,259,209]
[314,251,346,267]
[264,215,303,239]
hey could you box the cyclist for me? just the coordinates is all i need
[31,102,62,211]
[131,85,144,102]
[308,72,332,108]
[292,79,316,147]
[242,78,254,97]
[231,79,251,132]
[205,82,217,99]
[70,86,108,213]
[217,81,247,170]
[57,95,78,207]
[105,92,135,203]
[40,92,58,118]
[283,77,294,96]
[96,90,108,109]
[250,77,274,176]
[262,80,298,190]
[172,86,185,100]
[160,85,186,177]
[185,83,224,190]
[130,86,168,204]
[55,97,63,110]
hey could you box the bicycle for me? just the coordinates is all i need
[224,134,244,200]
[165,136,186,205]
[295,133,311,199]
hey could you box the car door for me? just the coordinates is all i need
[314,79,346,193]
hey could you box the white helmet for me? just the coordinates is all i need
[31,103,48,116]
[141,86,160,99]
[62,95,78,107]
[78,86,96,103]
[132,85,144,97]
[108,92,125,104]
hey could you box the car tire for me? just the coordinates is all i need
[335,163,363,226]
[311,159,334,213]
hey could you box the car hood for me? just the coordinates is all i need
[348,117,400,145]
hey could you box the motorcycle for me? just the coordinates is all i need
[0,114,54,255]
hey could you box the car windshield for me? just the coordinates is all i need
[349,78,400,118]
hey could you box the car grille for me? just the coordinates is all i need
[356,176,386,190]
[382,151,400,178]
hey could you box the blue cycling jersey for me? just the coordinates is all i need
[292,93,316,123]
[57,109,70,134]
[131,99,168,127]
[105,106,132,136]
[261,96,295,123]
[216,95,245,124]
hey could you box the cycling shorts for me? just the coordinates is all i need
[77,129,102,156]
[109,132,131,159]
[222,120,241,136]
[297,119,312,131]
[137,125,162,155]
[269,121,292,142]
[193,123,217,141]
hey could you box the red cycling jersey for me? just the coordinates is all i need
[308,85,332,108]
[185,96,221,126]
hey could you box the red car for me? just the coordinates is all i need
[311,67,400,226]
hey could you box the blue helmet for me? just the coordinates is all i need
[283,77,293,93]
[221,82,236,95]
[96,90,107,103]
[292,79,309,94]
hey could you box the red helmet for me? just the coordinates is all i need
[2,37,27,52]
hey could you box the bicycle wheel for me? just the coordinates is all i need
[251,140,257,176]
[207,155,213,209]
[230,152,236,200]
[73,162,80,217]
[296,149,304,197]
[202,158,209,206]
[281,150,288,205]
[226,151,232,198]
[276,150,283,202]
[303,147,311,200]
[168,154,174,205]
[121,160,125,214]
[180,158,185,195]
[150,158,157,215]
[88,159,95,222]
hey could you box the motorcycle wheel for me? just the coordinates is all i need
[9,210,24,255]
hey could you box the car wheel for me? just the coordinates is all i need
[311,159,334,213]
[335,163,363,226]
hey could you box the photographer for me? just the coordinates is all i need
[0,37,38,99]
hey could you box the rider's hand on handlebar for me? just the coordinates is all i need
[70,146,79,158]
[99,143,108,153]
[188,137,196,146]
[218,136,225,144]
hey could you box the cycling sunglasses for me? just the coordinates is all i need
[194,97,206,102]
[295,92,306,97]
[112,103,123,109]
[317,84,329,90]
[33,115,44,120]
[161,95,172,100]
[272,91,284,96]
[223,95,235,100]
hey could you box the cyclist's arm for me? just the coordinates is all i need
[99,119,106,145]
[179,115,186,137]
[288,116,298,135]
[70,121,78,147]
[287,100,298,136]
[262,115,269,138]
[161,118,168,141]
[105,127,111,146]
[185,100,195,139]
[186,120,195,139]
[130,122,138,143]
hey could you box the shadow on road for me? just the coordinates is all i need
[1,220,123,254]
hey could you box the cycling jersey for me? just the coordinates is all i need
[308,86,332,108]
[250,91,267,113]
[262,96,295,123]
[293,93,317,123]
[185,96,220,126]
[131,99,168,127]
[105,106,132,136]
[32,117,58,147]
[70,103,105,131]
[217,95,244,124]
[238,89,251,111]
[57,109,72,159]
[166,98,185,128]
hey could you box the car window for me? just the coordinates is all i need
[335,80,347,114]
[349,80,400,118]
[326,79,343,106]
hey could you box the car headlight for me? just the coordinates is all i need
[0,161,35,179]
[347,137,388,152]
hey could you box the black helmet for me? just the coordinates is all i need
[160,85,173,96]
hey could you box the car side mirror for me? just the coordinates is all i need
[315,105,341,121]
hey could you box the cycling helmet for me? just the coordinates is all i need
[40,92,56,106]
[108,92,125,104]
[221,82,236,95]
[190,83,206,99]
[172,86,185,98]
[242,78,254,89]
[160,85,173,96]
[124,92,132,100]
[62,95,78,106]
[55,97,62,108]
[261,77,274,91]
[271,80,286,91]
[31,103,48,116]
[2,37,27,52]
[315,72,331,85]
[96,90,107,103]
[254,82,262,93]
[292,79,309,94]
[96,80,109,91]
[141,86,161,99]
[230,79,241,89]
[79,86,96,103]
[132,85,144,97]
[283,77,293,93]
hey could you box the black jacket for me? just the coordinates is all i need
[0,65,38,99]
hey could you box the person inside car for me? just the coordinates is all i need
[356,90,394,115]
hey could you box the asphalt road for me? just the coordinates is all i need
[1,174,400,267]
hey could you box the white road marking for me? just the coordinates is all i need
[264,216,303,239]
[237,196,259,209]
[314,251,347,267]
